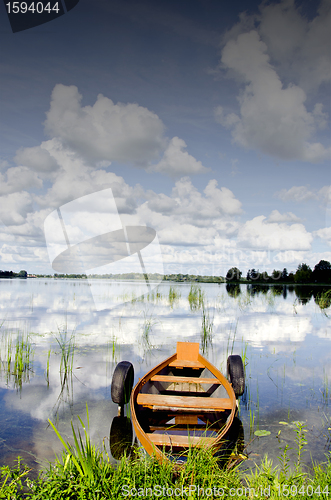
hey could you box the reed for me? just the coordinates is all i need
[188,284,204,311]
[226,318,239,358]
[249,407,255,435]
[200,303,213,353]
[141,312,156,351]
[13,335,34,390]
[241,340,248,367]
[54,329,75,402]
[45,348,51,387]
[322,367,329,404]
[168,285,180,308]
[0,332,34,390]
[316,289,331,313]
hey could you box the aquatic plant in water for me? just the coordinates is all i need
[168,285,180,308]
[316,289,331,315]
[200,303,213,353]
[188,284,204,311]
[140,311,157,352]
[54,329,76,403]
[0,332,34,390]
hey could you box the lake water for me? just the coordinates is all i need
[0,278,330,475]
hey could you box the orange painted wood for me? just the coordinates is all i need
[130,343,237,465]
[168,360,205,368]
[137,393,232,410]
[151,375,221,384]
[176,342,199,361]
[147,433,216,447]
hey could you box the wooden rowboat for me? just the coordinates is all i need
[111,342,245,463]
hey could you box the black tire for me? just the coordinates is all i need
[109,416,133,460]
[227,355,245,398]
[111,361,134,405]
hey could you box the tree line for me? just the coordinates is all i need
[226,260,331,284]
[0,270,27,278]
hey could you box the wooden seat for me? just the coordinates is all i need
[137,393,232,411]
[169,343,205,369]
[151,375,221,384]
[147,432,216,448]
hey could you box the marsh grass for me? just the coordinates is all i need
[200,303,213,353]
[147,288,163,303]
[321,367,329,405]
[45,348,51,387]
[188,284,204,311]
[140,311,157,351]
[13,335,34,390]
[316,289,331,314]
[54,329,75,403]
[0,332,34,390]
[168,285,180,308]
[226,318,239,358]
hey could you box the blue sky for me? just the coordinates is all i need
[0,0,330,276]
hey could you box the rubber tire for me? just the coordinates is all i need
[227,355,245,398]
[111,361,134,405]
[109,416,133,460]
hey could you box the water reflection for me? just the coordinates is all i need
[0,279,330,471]
[107,411,246,469]
[226,283,241,298]
[109,416,133,460]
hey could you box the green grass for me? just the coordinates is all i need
[0,332,34,390]
[168,285,180,308]
[200,303,213,353]
[316,289,331,314]
[1,420,330,499]
[140,311,157,351]
[188,284,204,311]
[54,330,75,403]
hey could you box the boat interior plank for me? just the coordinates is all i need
[150,375,221,384]
[137,393,232,410]
[147,433,216,448]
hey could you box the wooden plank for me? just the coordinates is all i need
[168,360,205,369]
[151,375,221,384]
[175,414,198,425]
[147,432,216,448]
[152,406,224,413]
[176,342,199,361]
[149,424,209,431]
[137,393,232,410]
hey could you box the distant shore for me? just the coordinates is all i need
[13,272,331,286]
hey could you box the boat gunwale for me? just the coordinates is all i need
[130,344,237,462]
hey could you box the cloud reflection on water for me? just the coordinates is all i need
[0,279,330,470]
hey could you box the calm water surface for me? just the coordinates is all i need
[0,278,330,474]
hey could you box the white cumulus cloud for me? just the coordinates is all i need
[147,137,209,176]
[267,210,301,223]
[237,215,313,250]
[44,84,166,165]
[216,0,331,163]
[275,185,331,204]
[14,143,60,173]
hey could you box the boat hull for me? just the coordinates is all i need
[130,342,237,463]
